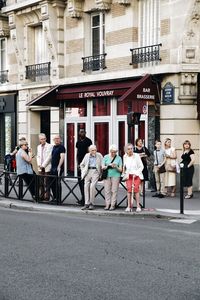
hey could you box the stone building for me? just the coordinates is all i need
[0,0,199,189]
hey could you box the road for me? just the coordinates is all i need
[0,208,199,300]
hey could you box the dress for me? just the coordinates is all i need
[134,146,150,181]
[181,149,195,187]
[165,147,176,187]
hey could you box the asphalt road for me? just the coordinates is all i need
[0,208,200,300]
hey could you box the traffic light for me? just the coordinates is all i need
[127,112,141,126]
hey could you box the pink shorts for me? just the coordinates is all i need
[126,175,141,193]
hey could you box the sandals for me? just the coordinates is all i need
[184,194,193,199]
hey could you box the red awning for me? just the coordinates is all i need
[27,85,59,106]
[27,74,159,107]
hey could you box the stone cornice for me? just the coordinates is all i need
[95,0,112,10]
[67,0,83,18]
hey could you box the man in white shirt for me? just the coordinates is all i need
[37,133,53,201]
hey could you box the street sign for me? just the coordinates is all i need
[163,82,174,103]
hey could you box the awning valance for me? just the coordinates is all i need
[27,74,160,107]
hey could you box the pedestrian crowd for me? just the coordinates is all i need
[7,131,195,212]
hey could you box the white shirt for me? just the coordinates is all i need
[123,153,144,179]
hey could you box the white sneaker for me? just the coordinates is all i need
[136,207,141,212]
[125,207,132,212]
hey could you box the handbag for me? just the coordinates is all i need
[165,164,176,172]
[158,164,166,174]
[101,155,116,180]
[121,173,129,182]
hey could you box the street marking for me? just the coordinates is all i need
[169,219,197,224]
[156,209,200,215]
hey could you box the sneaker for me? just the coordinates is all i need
[125,207,132,212]
[81,205,89,210]
[136,207,141,212]
[88,204,94,210]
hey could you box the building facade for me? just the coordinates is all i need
[0,0,199,189]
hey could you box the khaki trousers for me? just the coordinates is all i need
[84,169,99,205]
[104,177,120,207]
[154,166,165,195]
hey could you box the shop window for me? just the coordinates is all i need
[94,122,109,156]
[93,98,110,116]
[65,100,87,117]
[118,121,125,157]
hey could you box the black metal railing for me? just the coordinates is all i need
[130,43,162,65]
[0,0,6,9]
[82,54,107,72]
[0,70,8,83]
[0,171,134,208]
[25,62,51,81]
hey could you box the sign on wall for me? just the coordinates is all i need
[162,82,174,103]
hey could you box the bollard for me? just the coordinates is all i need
[180,163,184,214]
[142,181,145,208]
[4,172,9,197]
[18,176,23,200]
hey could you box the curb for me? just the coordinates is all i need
[0,199,191,220]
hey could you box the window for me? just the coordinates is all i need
[0,38,8,83]
[139,0,160,47]
[93,98,110,116]
[91,13,105,56]
[0,38,6,71]
[26,25,50,81]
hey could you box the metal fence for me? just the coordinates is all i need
[0,171,136,208]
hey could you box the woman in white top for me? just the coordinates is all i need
[164,138,177,197]
[123,143,144,212]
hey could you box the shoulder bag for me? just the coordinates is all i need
[101,155,116,180]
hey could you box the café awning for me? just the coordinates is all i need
[27,74,159,107]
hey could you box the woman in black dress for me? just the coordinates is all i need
[181,140,195,199]
[134,138,151,195]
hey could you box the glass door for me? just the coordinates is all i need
[66,122,86,176]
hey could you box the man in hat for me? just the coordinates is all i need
[76,129,92,206]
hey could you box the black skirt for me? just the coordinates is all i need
[183,166,194,187]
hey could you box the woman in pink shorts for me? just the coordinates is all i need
[123,143,144,212]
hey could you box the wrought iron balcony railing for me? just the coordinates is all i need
[26,62,51,81]
[130,43,162,65]
[82,54,107,72]
[0,70,8,83]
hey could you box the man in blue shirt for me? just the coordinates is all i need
[50,135,66,203]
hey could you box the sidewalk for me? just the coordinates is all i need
[0,190,200,220]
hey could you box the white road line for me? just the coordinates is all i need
[169,219,197,224]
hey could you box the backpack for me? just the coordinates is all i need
[4,154,16,172]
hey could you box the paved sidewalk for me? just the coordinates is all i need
[0,190,200,220]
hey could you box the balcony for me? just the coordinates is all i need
[0,70,8,83]
[82,54,107,72]
[25,62,51,81]
[130,43,162,65]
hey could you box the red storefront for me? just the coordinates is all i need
[28,74,160,176]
